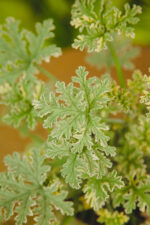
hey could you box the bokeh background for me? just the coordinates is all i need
[0,0,150,48]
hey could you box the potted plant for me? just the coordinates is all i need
[0,1,150,225]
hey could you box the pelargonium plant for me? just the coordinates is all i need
[0,1,150,225]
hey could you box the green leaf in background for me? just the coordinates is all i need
[0,17,61,84]
[60,216,87,225]
[0,77,43,129]
[45,0,70,18]
[113,173,150,216]
[83,170,124,211]
[97,209,129,225]
[86,36,140,72]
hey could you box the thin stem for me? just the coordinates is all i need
[105,118,125,124]
[36,64,58,82]
[109,43,126,88]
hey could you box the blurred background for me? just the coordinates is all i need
[0,0,150,48]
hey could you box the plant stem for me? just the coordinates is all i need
[109,43,126,88]
[106,118,125,124]
[36,64,58,82]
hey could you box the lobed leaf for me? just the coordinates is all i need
[0,17,61,84]
[0,77,43,129]
[34,66,115,188]
[83,170,124,211]
[0,149,73,225]
[71,0,142,52]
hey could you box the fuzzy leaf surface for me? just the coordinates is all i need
[0,149,73,225]
[113,174,150,215]
[0,78,43,129]
[71,0,141,52]
[34,66,115,188]
[0,17,61,84]
[83,170,124,211]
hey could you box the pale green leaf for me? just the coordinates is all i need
[34,66,114,188]
[61,154,83,189]
[83,170,124,211]
[71,0,142,52]
[86,36,140,71]
[1,78,42,129]
[0,17,61,84]
[0,149,73,224]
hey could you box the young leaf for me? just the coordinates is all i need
[34,66,111,152]
[83,170,124,211]
[113,174,150,215]
[141,74,150,118]
[110,70,146,114]
[97,209,129,225]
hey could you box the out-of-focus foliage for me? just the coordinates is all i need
[0,17,61,131]
[141,74,150,119]
[97,209,129,225]
[0,78,43,129]
[0,17,61,85]
[86,36,140,72]
[0,0,36,30]
[0,0,150,48]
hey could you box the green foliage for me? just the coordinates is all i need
[83,170,124,211]
[125,115,150,156]
[141,220,150,225]
[0,149,73,225]
[97,209,129,225]
[0,77,43,129]
[71,0,142,52]
[113,173,150,215]
[0,17,61,84]
[110,70,146,114]
[0,1,150,224]
[34,66,118,189]
[86,36,140,72]
[141,74,150,118]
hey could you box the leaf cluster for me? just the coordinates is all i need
[0,78,43,129]
[0,1,150,225]
[97,209,129,225]
[71,0,142,52]
[34,66,124,209]
[0,149,73,225]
